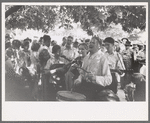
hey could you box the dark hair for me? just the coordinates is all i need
[5,42,11,50]
[12,40,21,49]
[24,38,32,43]
[73,41,79,45]
[138,44,144,50]
[62,37,67,40]
[52,45,61,54]
[39,37,43,43]
[103,37,115,45]
[85,39,90,43]
[21,41,29,49]
[39,49,50,66]
[43,35,51,41]
[92,36,102,46]
[68,36,73,40]
[40,37,43,40]
[43,35,51,46]
[31,43,40,52]
[78,43,88,50]
[6,48,14,58]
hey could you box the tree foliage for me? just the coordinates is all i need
[6,5,58,33]
[5,5,146,34]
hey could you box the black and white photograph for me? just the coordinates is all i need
[2,2,148,121]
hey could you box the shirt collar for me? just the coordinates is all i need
[87,50,100,59]
[64,46,72,50]
[106,51,115,55]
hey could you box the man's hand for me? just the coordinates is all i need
[116,68,123,75]
[86,72,96,82]
[70,63,78,71]
[74,79,82,86]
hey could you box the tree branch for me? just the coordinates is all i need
[5,6,23,18]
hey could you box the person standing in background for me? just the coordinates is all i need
[137,44,146,60]
[84,39,90,47]
[132,44,139,58]
[61,36,78,64]
[61,37,67,52]
[5,48,16,77]
[38,37,44,46]
[38,49,51,100]
[11,40,22,72]
[133,44,146,73]
[103,37,125,93]
[73,40,79,57]
[121,39,134,89]
[30,43,41,73]
[38,35,52,57]
[73,40,79,49]
[114,40,121,53]
[100,43,107,53]
[50,40,57,53]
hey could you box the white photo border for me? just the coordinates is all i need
[2,2,149,121]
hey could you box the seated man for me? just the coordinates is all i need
[74,36,112,101]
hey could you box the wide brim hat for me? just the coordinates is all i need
[137,43,144,47]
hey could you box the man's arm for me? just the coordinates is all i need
[94,56,112,87]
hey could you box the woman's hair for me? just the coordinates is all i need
[52,45,61,54]
[31,43,40,52]
[39,49,50,66]
[78,43,88,50]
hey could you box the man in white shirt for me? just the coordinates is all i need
[103,37,126,93]
[74,36,112,101]
[61,36,78,64]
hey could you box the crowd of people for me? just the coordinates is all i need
[5,34,146,101]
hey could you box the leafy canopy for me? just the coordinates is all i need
[5,5,146,34]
